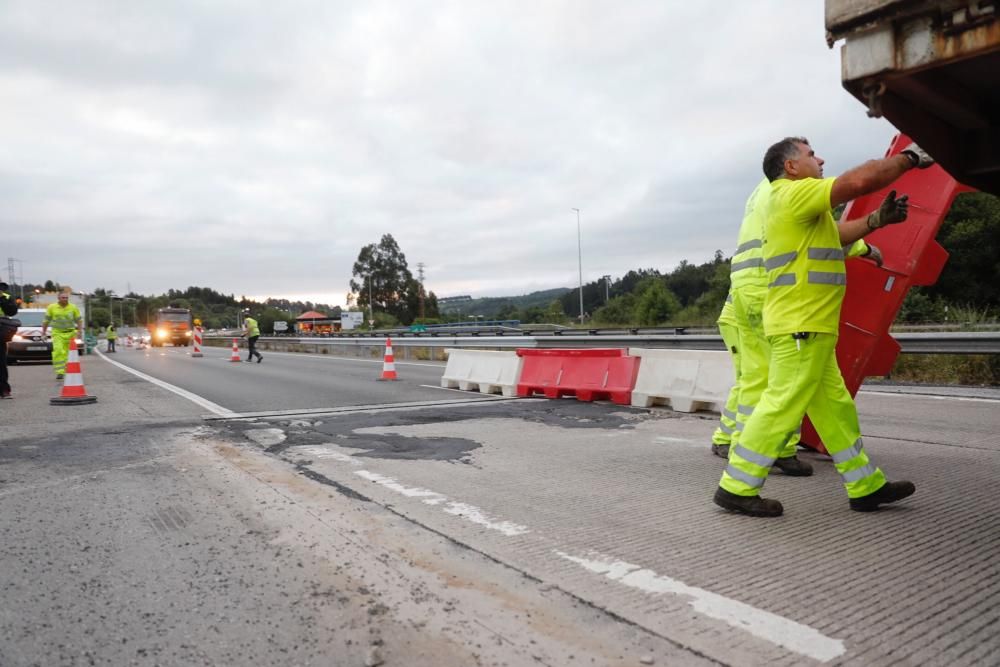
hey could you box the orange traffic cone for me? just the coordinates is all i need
[51,337,98,405]
[230,338,242,362]
[378,337,398,381]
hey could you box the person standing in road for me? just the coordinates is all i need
[0,281,18,399]
[718,178,882,474]
[243,312,263,363]
[714,137,932,517]
[41,291,84,380]
[106,322,117,352]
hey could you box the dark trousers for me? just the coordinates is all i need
[108,338,116,352]
[247,335,262,360]
[1,342,9,393]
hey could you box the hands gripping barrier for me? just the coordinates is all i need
[440,349,523,397]
[515,348,639,405]
[801,134,971,452]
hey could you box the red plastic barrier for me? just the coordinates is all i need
[801,134,972,452]
[516,348,640,405]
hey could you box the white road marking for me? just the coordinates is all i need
[419,383,512,397]
[96,349,236,417]
[555,551,845,663]
[293,446,361,465]
[353,470,529,536]
[858,389,1000,404]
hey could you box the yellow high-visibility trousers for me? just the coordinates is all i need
[711,322,741,446]
[51,330,75,376]
[720,332,886,498]
[732,286,798,458]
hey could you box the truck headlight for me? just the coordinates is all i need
[185,331,192,337]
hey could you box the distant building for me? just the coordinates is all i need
[295,310,339,334]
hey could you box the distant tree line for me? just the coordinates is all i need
[14,193,997,333]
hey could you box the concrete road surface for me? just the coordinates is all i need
[2,347,998,666]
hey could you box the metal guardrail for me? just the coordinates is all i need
[204,331,1000,354]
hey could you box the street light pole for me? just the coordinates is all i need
[368,274,374,329]
[572,208,583,324]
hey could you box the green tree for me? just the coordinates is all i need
[546,299,567,324]
[593,294,636,325]
[634,279,681,326]
[350,234,415,323]
[927,193,1000,310]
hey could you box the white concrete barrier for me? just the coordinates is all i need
[628,348,733,413]
[441,349,523,397]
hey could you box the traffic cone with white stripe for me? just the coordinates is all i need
[229,338,241,362]
[191,326,203,358]
[51,337,97,405]
[377,337,398,381]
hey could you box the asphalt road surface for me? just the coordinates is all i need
[2,344,998,666]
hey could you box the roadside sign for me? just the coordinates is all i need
[273,321,288,332]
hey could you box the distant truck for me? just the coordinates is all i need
[826,0,1000,194]
[151,307,193,347]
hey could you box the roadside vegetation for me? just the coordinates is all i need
[14,193,998,382]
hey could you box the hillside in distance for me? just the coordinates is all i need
[438,287,570,318]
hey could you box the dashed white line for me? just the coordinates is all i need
[555,551,846,663]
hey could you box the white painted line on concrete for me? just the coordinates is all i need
[353,470,529,536]
[355,470,448,505]
[858,389,1000,404]
[292,445,361,465]
[554,551,845,663]
[419,383,510,397]
[441,502,530,536]
[97,349,236,417]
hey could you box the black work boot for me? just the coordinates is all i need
[713,487,783,517]
[773,456,813,476]
[711,443,730,459]
[849,481,916,512]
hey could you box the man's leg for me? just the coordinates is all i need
[715,334,827,516]
[0,342,10,396]
[733,288,808,474]
[805,335,915,510]
[711,322,741,458]
[52,332,69,377]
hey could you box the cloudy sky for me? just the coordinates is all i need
[2,1,897,307]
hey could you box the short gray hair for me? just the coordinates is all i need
[762,137,809,181]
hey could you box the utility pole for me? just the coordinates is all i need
[603,275,611,303]
[572,208,583,324]
[416,262,426,320]
[7,258,24,300]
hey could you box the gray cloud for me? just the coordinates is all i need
[1,1,897,303]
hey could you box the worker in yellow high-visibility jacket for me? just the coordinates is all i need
[709,292,741,458]
[715,137,933,517]
[41,292,84,380]
[722,178,881,475]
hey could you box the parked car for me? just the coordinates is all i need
[7,308,84,364]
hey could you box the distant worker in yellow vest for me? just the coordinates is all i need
[718,178,880,475]
[242,312,263,363]
[106,322,118,353]
[41,292,84,380]
[714,137,933,517]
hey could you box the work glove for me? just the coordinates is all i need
[863,243,883,267]
[867,190,909,230]
[901,143,934,169]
